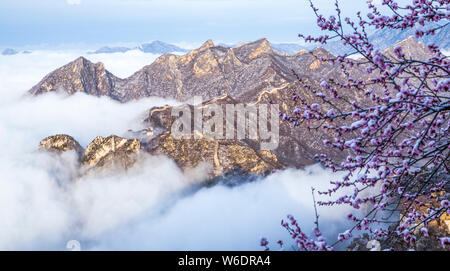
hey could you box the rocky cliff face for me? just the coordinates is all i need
[256,81,355,167]
[40,134,84,160]
[28,36,432,104]
[29,57,121,99]
[39,134,141,173]
[131,78,361,173]
[39,128,280,179]
[383,36,431,60]
[139,94,283,178]
[28,38,345,103]
[82,136,141,170]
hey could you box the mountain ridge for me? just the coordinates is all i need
[28,37,343,103]
[34,36,433,178]
[314,22,449,55]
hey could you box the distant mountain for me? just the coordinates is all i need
[88,40,306,56]
[139,40,187,54]
[271,43,306,54]
[2,48,18,55]
[370,23,449,50]
[88,41,188,55]
[315,22,449,55]
[217,43,235,47]
[88,46,132,54]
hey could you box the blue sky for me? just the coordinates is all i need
[0,0,375,48]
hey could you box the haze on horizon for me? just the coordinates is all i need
[1,0,379,49]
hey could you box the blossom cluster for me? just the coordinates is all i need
[265,0,449,251]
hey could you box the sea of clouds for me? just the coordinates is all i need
[0,50,357,250]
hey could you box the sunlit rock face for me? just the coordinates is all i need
[138,79,360,172]
[254,81,354,167]
[28,36,432,104]
[154,134,280,178]
[29,57,120,99]
[141,94,283,178]
[39,131,280,179]
[39,135,141,172]
[39,134,84,160]
[383,36,431,60]
[82,136,141,171]
[27,38,344,103]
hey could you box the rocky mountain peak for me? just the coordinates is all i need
[383,35,429,59]
[28,36,430,105]
[27,37,344,103]
[72,57,107,71]
[233,38,273,61]
[73,56,89,65]
[39,134,84,160]
[391,35,423,49]
[255,38,271,47]
[29,55,119,97]
[199,39,215,50]
[179,39,216,63]
[241,38,271,48]
[39,135,141,172]
[83,135,141,169]
[293,49,309,56]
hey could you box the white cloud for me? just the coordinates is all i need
[88,166,358,251]
[0,50,358,250]
[67,0,81,5]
